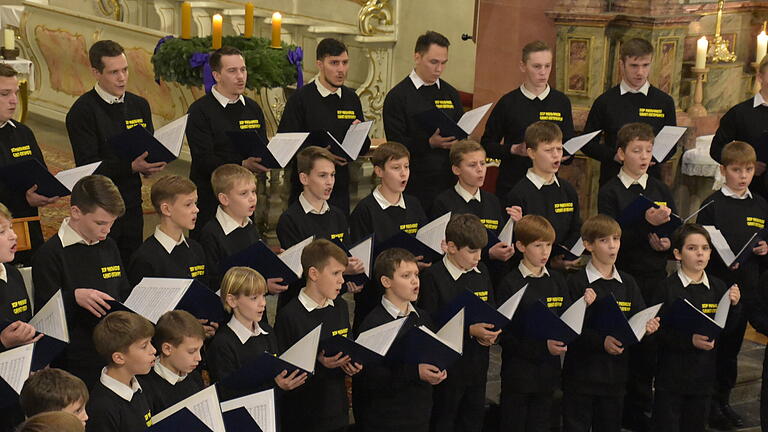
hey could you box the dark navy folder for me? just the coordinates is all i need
[401,326,462,371]
[0,159,70,197]
[109,126,178,163]
[437,289,509,331]
[220,353,310,391]
[0,322,67,371]
[414,108,468,140]
[663,297,724,339]
[616,194,680,237]
[732,229,767,267]
[221,241,299,284]
[223,407,264,432]
[226,130,283,168]
[148,407,211,432]
[374,231,442,263]
[0,378,17,408]
[175,280,228,324]
[522,300,580,344]
[756,131,768,163]
[305,130,363,162]
[585,294,639,347]
[319,335,383,366]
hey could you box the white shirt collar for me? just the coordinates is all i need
[526,169,559,190]
[94,83,124,104]
[211,85,245,108]
[373,186,406,210]
[618,168,648,189]
[443,255,480,281]
[99,367,142,402]
[518,261,549,278]
[0,119,16,129]
[298,287,334,312]
[153,360,188,385]
[153,226,188,254]
[520,83,551,101]
[314,78,342,98]
[454,183,481,203]
[227,315,269,344]
[215,206,252,236]
[409,69,440,89]
[381,296,418,319]
[721,184,752,200]
[585,260,623,284]
[619,80,650,96]
[58,217,98,248]
[299,193,330,215]
[0,263,7,283]
[677,269,710,289]
[753,93,768,108]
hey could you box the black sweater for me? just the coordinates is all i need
[562,267,645,396]
[127,235,207,287]
[276,201,349,248]
[430,187,506,231]
[275,296,351,432]
[582,85,677,184]
[349,193,428,244]
[598,175,677,278]
[85,381,152,432]
[480,88,575,195]
[198,216,261,292]
[0,264,31,325]
[66,90,152,209]
[418,260,494,385]
[138,368,204,413]
[0,121,44,220]
[496,267,570,394]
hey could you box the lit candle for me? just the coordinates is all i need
[271,12,282,48]
[244,3,254,38]
[212,14,223,49]
[757,31,768,63]
[181,2,192,40]
[3,30,14,51]
[695,36,708,69]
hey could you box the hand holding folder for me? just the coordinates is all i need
[555,237,585,261]
[522,295,588,344]
[320,317,408,366]
[415,103,492,140]
[402,309,464,371]
[0,160,101,198]
[664,289,732,339]
[227,131,309,168]
[374,213,451,262]
[704,225,767,268]
[333,236,373,286]
[109,115,188,163]
[585,294,662,347]
[307,121,373,161]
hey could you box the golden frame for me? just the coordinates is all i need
[565,37,592,96]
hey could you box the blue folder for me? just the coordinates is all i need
[226,130,283,169]
[223,407,264,432]
[554,238,586,261]
[584,294,640,347]
[436,289,509,331]
[319,334,384,366]
[220,353,311,391]
[413,108,468,140]
[522,300,580,344]
[400,325,462,371]
[148,407,211,432]
[0,159,71,197]
[663,297,724,339]
[616,195,680,237]
[221,241,299,284]
[0,378,17,408]
[730,229,767,267]
[373,231,442,263]
[109,126,178,163]
[0,322,67,371]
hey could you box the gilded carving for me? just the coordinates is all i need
[655,37,678,94]
[34,26,91,96]
[357,48,388,139]
[96,0,123,21]
[124,48,176,120]
[358,0,393,36]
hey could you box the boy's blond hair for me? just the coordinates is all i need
[524,121,563,150]
[19,368,89,418]
[150,175,197,214]
[17,412,84,432]
[514,214,556,246]
[449,140,485,167]
[220,266,267,313]
[721,141,756,167]
[371,142,410,169]
[92,311,154,364]
[581,214,622,243]
[211,164,256,196]
[0,202,11,220]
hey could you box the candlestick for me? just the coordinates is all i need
[212,14,222,49]
[244,3,254,38]
[181,2,192,39]
[3,30,14,51]
[696,36,708,69]
[271,12,282,49]
[757,31,768,63]
[688,67,709,117]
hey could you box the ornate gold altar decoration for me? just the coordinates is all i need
[96,0,122,21]
[358,0,393,36]
[709,0,736,63]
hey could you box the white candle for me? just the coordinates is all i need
[757,31,768,63]
[695,36,708,69]
[3,29,14,50]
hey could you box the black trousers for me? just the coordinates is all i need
[651,390,710,432]
[715,311,748,402]
[430,378,486,432]
[562,391,623,432]
[109,204,143,266]
[499,390,553,432]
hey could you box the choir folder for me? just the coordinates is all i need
[220,388,276,432]
[221,236,313,284]
[401,309,465,370]
[521,295,589,344]
[109,115,188,163]
[320,316,408,366]
[663,290,732,339]
[585,294,662,347]
[415,103,492,140]
[0,159,101,198]
[227,131,309,168]
[306,121,373,161]
[374,212,452,263]
[436,285,528,331]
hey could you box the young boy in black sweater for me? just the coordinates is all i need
[275,239,362,432]
[19,368,89,425]
[207,266,306,400]
[278,38,369,214]
[506,121,581,269]
[32,175,131,388]
[652,224,741,432]
[354,248,446,432]
[128,175,207,287]
[480,40,575,199]
[186,46,268,235]
[581,38,677,186]
[86,311,155,432]
[562,215,660,432]
[66,40,166,262]
[496,215,595,432]
[418,214,499,432]
[138,310,205,412]
[695,140,768,428]
[349,142,428,330]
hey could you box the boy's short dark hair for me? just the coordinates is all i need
[721,140,756,166]
[301,238,349,275]
[93,311,154,364]
[445,213,488,250]
[154,310,206,351]
[89,40,124,72]
[415,31,450,54]
[522,40,551,62]
[150,175,197,214]
[581,214,622,243]
[70,175,126,217]
[0,63,18,78]
[209,46,243,73]
[316,38,347,60]
[672,223,712,253]
[19,368,89,417]
[514,214,556,246]
[211,163,255,196]
[525,121,563,150]
[449,140,485,167]
[620,38,654,61]
[617,122,655,151]
[371,141,410,169]
[374,248,418,281]
[17,412,84,432]
[297,146,336,175]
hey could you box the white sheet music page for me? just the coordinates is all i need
[123,278,191,324]
[652,126,687,162]
[154,114,188,157]
[279,236,314,278]
[0,343,33,394]
[563,130,601,154]
[348,237,373,277]
[267,133,310,168]
[497,284,527,320]
[355,317,407,355]
[416,212,451,254]
[560,296,588,334]
[498,219,514,245]
[628,303,662,342]
[54,161,102,192]
[280,324,322,374]
[457,103,493,134]
[29,290,69,342]
[340,121,372,160]
[220,389,277,432]
[153,386,225,432]
[703,226,737,266]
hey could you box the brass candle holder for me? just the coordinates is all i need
[688,67,709,117]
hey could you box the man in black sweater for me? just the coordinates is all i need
[186,46,268,237]
[0,64,58,265]
[582,38,677,186]
[481,40,575,199]
[278,38,370,215]
[383,31,464,212]
[66,40,166,263]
